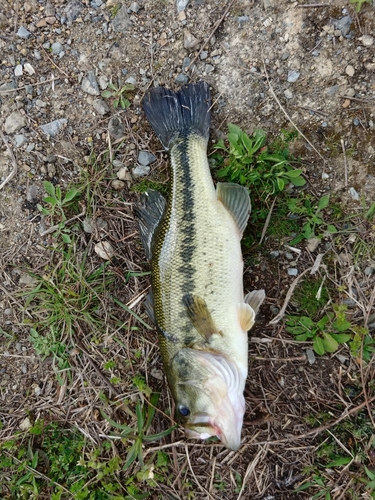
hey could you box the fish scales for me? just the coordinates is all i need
[136,82,265,450]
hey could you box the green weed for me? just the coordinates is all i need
[101,82,135,110]
[350,0,372,12]
[102,392,177,471]
[287,194,337,244]
[37,181,81,243]
[212,125,305,196]
[286,304,352,356]
[292,277,329,317]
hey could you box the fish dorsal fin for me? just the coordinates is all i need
[183,293,220,341]
[133,189,166,260]
[244,289,265,314]
[238,303,255,331]
[216,183,251,235]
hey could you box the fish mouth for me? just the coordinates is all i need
[184,410,243,451]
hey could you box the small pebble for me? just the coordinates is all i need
[129,2,140,12]
[81,71,100,95]
[184,30,199,49]
[353,118,360,126]
[270,251,280,258]
[287,268,298,276]
[94,241,114,260]
[348,187,359,200]
[40,118,68,137]
[138,151,156,166]
[111,179,126,190]
[284,89,293,99]
[237,16,249,22]
[345,65,354,77]
[108,116,125,139]
[287,70,300,83]
[133,165,151,177]
[306,348,316,365]
[17,26,32,39]
[364,266,374,276]
[117,166,132,181]
[200,50,208,60]
[14,65,23,76]
[175,73,189,84]
[24,63,35,75]
[51,42,64,55]
[359,35,374,47]
[93,99,110,115]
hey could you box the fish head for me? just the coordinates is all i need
[169,348,246,450]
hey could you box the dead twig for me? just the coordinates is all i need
[40,207,86,237]
[259,196,276,245]
[269,267,313,324]
[341,139,348,187]
[0,77,60,95]
[297,3,331,7]
[0,131,18,190]
[185,0,236,73]
[261,54,326,171]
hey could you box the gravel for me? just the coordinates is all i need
[4,112,26,134]
[81,71,100,96]
[40,118,68,137]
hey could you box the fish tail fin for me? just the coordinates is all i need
[143,81,211,149]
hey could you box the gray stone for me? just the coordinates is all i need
[348,187,359,200]
[40,118,68,137]
[175,73,189,85]
[284,89,293,99]
[51,42,63,55]
[112,5,131,33]
[205,64,215,74]
[333,16,352,37]
[126,76,136,85]
[184,30,199,49]
[182,57,191,69]
[129,2,140,12]
[353,118,360,126]
[287,70,300,83]
[4,112,26,134]
[200,50,208,60]
[284,252,293,260]
[81,71,100,95]
[14,134,27,147]
[325,85,340,96]
[287,268,298,276]
[0,82,17,92]
[306,348,316,365]
[270,251,280,258]
[133,165,150,177]
[138,151,156,166]
[237,16,249,22]
[93,99,110,115]
[364,266,374,276]
[64,0,84,23]
[176,0,189,12]
[17,26,32,39]
[108,116,125,139]
[281,52,290,60]
[14,65,23,76]
[27,184,39,203]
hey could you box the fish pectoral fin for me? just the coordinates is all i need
[238,302,256,331]
[183,293,220,341]
[133,189,166,260]
[244,289,266,314]
[216,182,251,236]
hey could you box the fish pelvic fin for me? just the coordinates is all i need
[134,189,166,260]
[182,293,221,341]
[216,182,251,236]
[143,82,211,149]
[238,302,256,332]
[244,289,266,314]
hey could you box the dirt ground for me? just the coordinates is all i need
[1,0,375,499]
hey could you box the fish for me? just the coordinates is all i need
[135,81,265,450]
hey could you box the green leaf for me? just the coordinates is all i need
[284,168,303,178]
[124,442,139,470]
[313,336,325,355]
[326,224,337,233]
[43,196,57,206]
[322,332,338,352]
[326,456,352,467]
[318,195,330,210]
[316,315,330,330]
[276,177,284,191]
[213,138,226,151]
[101,90,113,98]
[61,233,71,244]
[364,465,375,481]
[289,176,306,186]
[333,319,351,331]
[63,187,80,204]
[228,123,243,137]
[330,333,351,343]
[43,181,55,197]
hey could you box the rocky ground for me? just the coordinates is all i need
[1,0,375,499]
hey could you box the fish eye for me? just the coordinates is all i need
[178,404,190,417]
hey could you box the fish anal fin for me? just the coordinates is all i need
[244,289,265,314]
[216,182,251,235]
[183,293,220,341]
[134,189,166,260]
[238,303,255,331]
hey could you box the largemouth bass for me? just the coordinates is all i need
[135,81,265,450]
